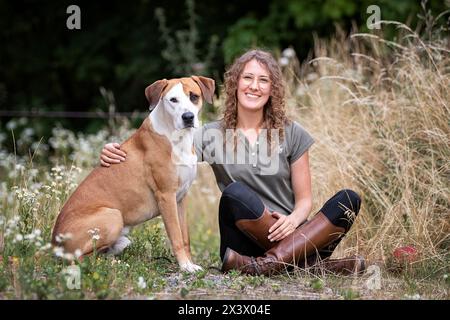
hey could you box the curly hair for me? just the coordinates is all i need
[221,49,289,149]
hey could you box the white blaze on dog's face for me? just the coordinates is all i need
[163,82,201,130]
[146,77,215,134]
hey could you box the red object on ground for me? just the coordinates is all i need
[393,245,418,263]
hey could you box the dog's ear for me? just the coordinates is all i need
[145,79,168,109]
[192,76,215,104]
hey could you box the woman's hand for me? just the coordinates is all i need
[268,212,301,242]
[100,143,127,167]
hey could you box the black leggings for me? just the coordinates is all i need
[218,181,361,261]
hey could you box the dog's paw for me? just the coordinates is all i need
[107,236,131,255]
[180,262,203,273]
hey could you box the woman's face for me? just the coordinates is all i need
[237,59,271,114]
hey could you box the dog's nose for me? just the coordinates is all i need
[182,112,195,125]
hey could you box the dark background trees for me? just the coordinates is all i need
[0,0,447,132]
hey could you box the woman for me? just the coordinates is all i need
[100,49,365,276]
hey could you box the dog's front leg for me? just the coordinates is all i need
[157,192,202,273]
[177,196,193,261]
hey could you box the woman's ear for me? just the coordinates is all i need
[192,76,215,104]
[145,79,168,109]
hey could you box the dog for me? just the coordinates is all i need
[52,76,215,272]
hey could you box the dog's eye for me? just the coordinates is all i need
[170,97,178,103]
[190,93,199,104]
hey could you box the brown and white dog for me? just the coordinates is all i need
[52,76,215,272]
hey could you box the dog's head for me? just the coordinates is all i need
[145,76,215,130]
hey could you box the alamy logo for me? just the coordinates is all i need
[367,5,381,30]
[365,265,381,290]
[177,127,281,175]
[63,265,81,290]
[66,5,81,30]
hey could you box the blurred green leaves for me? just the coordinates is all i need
[0,0,447,133]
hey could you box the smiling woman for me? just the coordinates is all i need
[222,50,286,148]
[237,60,272,113]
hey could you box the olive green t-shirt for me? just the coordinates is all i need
[193,120,314,216]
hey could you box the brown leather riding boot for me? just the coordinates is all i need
[307,254,366,275]
[221,246,255,274]
[220,208,278,273]
[235,207,279,251]
[222,212,346,275]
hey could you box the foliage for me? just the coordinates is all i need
[222,0,447,63]
[1,0,447,129]
[0,1,449,300]
[155,0,219,77]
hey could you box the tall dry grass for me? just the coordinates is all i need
[283,23,449,265]
[190,21,449,271]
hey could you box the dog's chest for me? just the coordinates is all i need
[176,164,197,202]
[172,130,198,202]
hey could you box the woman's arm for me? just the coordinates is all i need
[100,125,205,166]
[100,143,127,167]
[268,151,313,242]
[290,150,313,225]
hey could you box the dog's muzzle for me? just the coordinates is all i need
[182,112,195,128]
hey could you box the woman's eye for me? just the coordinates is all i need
[170,97,178,103]
[244,76,253,81]
[190,93,199,104]
[260,78,269,84]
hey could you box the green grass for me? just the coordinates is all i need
[0,20,449,299]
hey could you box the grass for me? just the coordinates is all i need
[0,19,449,299]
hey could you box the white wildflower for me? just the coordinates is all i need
[39,243,52,251]
[29,168,39,178]
[88,228,100,235]
[6,120,17,130]
[404,293,421,300]
[137,277,147,289]
[88,228,101,241]
[24,233,36,241]
[279,57,289,66]
[74,249,82,259]
[53,247,64,258]
[282,47,296,58]
[23,128,34,137]
[306,72,318,82]
[69,183,78,190]
[55,233,72,243]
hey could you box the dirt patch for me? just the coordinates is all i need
[133,272,392,300]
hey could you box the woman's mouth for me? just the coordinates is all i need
[245,93,261,99]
